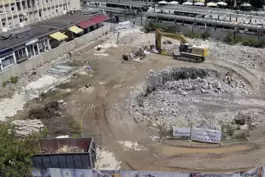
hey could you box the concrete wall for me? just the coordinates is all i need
[0,24,111,84]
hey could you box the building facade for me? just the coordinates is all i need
[0,0,80,32]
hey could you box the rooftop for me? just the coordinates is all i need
[35,138,93,154]
[0,12,102,51]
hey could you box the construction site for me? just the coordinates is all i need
[3,23,265,174]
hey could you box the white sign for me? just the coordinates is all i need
[191,128,222,143]
[116,21,131,30]
[173,127,190,137]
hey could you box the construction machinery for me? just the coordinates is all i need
[155,29,209,63]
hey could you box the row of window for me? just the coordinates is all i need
[0,0,68,14]
[0,5,67,28]
[0,38,50,71]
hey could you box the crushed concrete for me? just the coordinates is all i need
[127,67,265,130]
[95,147,121,170]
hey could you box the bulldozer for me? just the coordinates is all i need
[155,29,209,63]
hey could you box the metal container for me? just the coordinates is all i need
[31,137,96,169]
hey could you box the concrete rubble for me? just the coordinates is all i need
[127,67,265,130]
[10,119,44,137]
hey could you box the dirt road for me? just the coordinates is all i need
[57,44,265,173]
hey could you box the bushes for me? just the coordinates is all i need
[2,76,19,87]
[185,32,201,39]
[224,32,265,48]
[201,30,210,39]
[144,21,180,33]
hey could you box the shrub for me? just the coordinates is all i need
[224,32,236,44]
[201,30,210,39]
[10,76,19,84]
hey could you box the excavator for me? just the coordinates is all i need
[155,29,209,63]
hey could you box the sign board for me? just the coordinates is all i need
[173,127,190,137]
[191,128,222,143]
[115,21,131,30]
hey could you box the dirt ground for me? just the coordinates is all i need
[46,41,265,173]
[9,29,265,173]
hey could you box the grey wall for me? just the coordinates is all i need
[0,24,111,85]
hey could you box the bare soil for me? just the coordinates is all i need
[13,31,265,172]
[55,44,265,172]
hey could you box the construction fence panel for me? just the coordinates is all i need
[191,128,222,144]
[31,168,264,177]
[172,127,191,137]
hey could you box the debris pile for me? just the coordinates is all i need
[10,119,44,137]
[28,100,66,119]
[146,67,251,95]
[57,145,84,153]
[205,41,265,71]
[128,67,256,129]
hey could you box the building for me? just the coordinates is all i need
[32,137,96,169]
[0,12,108,71]
[0,0,80,32]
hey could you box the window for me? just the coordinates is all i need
[11,6,15,11]
[39,11,42,17]
[19,18,23,22]
[16,2,21,10]
[27,0,31,8]
[2,55,14,69]
[25,18,27,21]
[22,1,26,8]
[56,8,58,12]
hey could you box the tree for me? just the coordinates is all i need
[0,123,38,177]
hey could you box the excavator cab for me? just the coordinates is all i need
[179,43,192,53]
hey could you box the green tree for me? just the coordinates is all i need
[0,123,38,177]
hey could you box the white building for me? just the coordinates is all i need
[0,0,81,32]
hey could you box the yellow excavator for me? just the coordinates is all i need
[155,29,209,63]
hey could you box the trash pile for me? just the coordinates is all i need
[10,119,44,137]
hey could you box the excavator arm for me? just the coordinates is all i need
[155,29,188,53]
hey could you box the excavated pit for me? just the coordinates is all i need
[129,67,265,135]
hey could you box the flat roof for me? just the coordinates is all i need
[0,12,102,51]
[35,138,93,154]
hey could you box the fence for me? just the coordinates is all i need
[144,20,265,41]
[31,168,264,177]
[0,24,111,85]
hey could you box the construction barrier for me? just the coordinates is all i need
[31,168,264,177]
[172,127,222,144]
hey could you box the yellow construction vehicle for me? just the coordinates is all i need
[155,29,209,63]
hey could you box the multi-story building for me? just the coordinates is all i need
[0,0,81,32]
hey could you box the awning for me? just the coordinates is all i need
[77,20,95,29]
[90,15,109,24]
[49,32,68,41]
[68,26,84,34]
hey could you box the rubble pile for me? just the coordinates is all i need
[129,67,256,129]
[146,67,251,95]
[10,119,44,137]
[203,41,265,71]
[28,100,66,119]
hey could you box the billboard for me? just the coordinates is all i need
[191,128,222,143]
[173,127,191,137]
